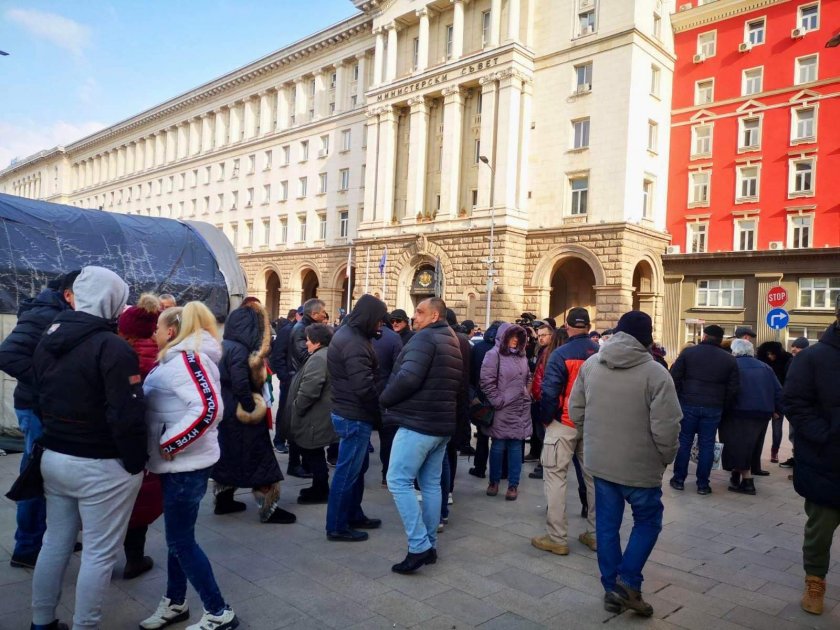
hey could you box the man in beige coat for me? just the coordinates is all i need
[569,311,682,618]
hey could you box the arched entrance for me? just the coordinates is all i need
[409,264,441,308]
[265,271,281,320]
[632,259,656,314]
[301,269,319,303]
[549,258,596,322]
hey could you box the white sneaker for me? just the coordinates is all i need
[186,607,239,630]
[140,597,190,629]
[448,493,454,505]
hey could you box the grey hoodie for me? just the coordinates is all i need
[73,266,130,320]
[568,332,682,488]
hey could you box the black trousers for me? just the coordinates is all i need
[446,439,458,493]
[378,425,398,482]
[300,447,329,492]
[529,402,544,457]
[124,525,147,562]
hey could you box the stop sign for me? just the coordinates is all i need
[767,286,788,308]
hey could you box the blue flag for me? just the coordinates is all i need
[378,247,387,276]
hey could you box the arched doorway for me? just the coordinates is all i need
[549,258,596,322]
[632,260,655,313]
[301,269,319,303]
[339,267,357,315]
[409,264,440,308]
[265,271,281,320]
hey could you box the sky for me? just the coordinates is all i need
[0,0,357,168]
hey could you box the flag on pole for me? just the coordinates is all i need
[378,247,387,276]
[346,246,352,278]
[434,256,442,297]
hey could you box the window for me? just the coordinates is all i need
[796,55,818,85]
[191,169,198,187]
[177,173,185,190]
[570,176,588,215]
[789,215,813,248]
[790,158,815,195]
[653,12,662,39]
[231,190,239,209]
[299,177,308,198]
[245,221,253,248]
[735,219,757,251]
[689,171,710,205]
[166,176,173,193]
[687,222,709,253]
[204,165,211,184]
[318,214,327,240]
[474,139,481,163]
[330,72,337,89]
[446,25,454,59]
[482,10,491,47]
[650,65,661,96]
[697,279,745,307]
[736,117,760,152]
[742,67,763,96]
[800,277,840,309]
[647,121,658,152]
[341,129,351,152]
[262,219,270,247]
[320,135,330,156]
[232,158,240,178]
[263,150,272,171]
[697,31,716,58]
[579,9,595,35]
[230,223,239,249]
[573,118,590,149]
[339,168,350,191]
[353,63,360,81]
[319,173,328,194]
[245,188,254,207]
[178,201,185,217]
[280,219,288,244]
[471,189,478,209]
[247,154,255,174]
[642,179,654,219]
[203,196,209,214]
[792,107,816,141]
[351,95,358,108]
[695,79,714,105]
[736,165,759,200]
[300,140,309,161]
[282,145,290,165]
[745,18,765,46]
[262,184,271,205]
[298,215,307,242]
[799,4,819,31]
[413,37,420,70]
[692,125,712,157]
[216,193,224,212]
[339,210,349,238]
[575,62,593,90]
[309,79,316,96]
[280,180,288,201]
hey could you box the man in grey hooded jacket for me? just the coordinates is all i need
[569,311,681,618]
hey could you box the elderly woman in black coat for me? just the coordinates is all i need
[212,300,295,524]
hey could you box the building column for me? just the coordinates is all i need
[177,123,188,160]
[373,27,385,86]
[200,114,212,152]
[477,75,497,211]
[243,97,256,139]
[376,105,398,224]
[214,108,227,147]
[756,272,784,345]
[517,76,532,213]
[313,70,327,120]
[334,62,347,113]
[490,0,502,46]
[494,69,524,212]
[440,86,466,219]
[145,136,155,169]
[154,132,165,166]
[452,0,465,61]
[356,53,368,104]
[595,285,634,330]
[117,146,126,177]
[260,90,273,135]
[276,85,291,131]
[363,110,379,223]
[294,78,307,125]
[385,23,399,82]
[187,118,199,155]
[416,7,431,72]
[662,274,683,357]
[406,96,430,219]
[229,102,242,143]
[507,0,521,41]
[92,155,101,184]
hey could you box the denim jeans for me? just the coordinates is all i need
[441,449,451,520]
[14,408,46,557]
[489,438,523,487]
[161,467,226,615]
[595,477,663,593]
[326,413,372,533]
[386,428,448,554]
[671,404,722,489]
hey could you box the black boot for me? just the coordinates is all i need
[391,548,437,574]
[123,526,154,580]
[728,478,756,495]
[31,621,69,630]
[729,471,741,490]
[214,488,247,515]
[297,486,329,504]
[264,507,296,524]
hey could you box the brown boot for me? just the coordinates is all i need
[505,486,518,501]
[801,575,826,615]
[486,483,499,496]
[606,580,654,617]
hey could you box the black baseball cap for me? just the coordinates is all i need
[703,324,725,338]
[390,309,409,322]
[566,307,590,328]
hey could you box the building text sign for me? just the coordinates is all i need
[376,57,502,102]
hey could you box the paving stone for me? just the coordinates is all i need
[435,567,507,598]
[722,605,813,630]
[706,582,787,615]
[425,589,507,626]
[477,612,546,629]
[366,590,441,627]
[656,584,737,618]
[486,566,564,598]
[664,606,747,630]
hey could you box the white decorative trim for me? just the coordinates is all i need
[671,0,789,34]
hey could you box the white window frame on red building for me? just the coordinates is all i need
[733,217,758,252]
[691,123,713,158]
[794,54,819,85]
[742,66,764,96]
[735,163,761,202]
[697,30,717,58]
[738,115,762,152]
[787,212,814,248]
[744,17,767,46]
[788,156,816,197]
[798,3,820,32]
[790,105,817,144]
[686,221,709,254]
[694,78,714,106]
[688,169,711,207]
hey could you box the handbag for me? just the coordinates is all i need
[6,442,45,502]
[469,353,501,429]
[689,435,724,470]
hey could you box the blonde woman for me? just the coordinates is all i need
[139,303,239,630]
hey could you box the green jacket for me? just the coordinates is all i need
[283,347,337,449]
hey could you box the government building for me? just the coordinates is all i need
[1,0,676,336]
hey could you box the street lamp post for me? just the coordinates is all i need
[479,155,495,331]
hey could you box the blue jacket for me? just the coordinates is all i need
[540,333,599,426]
[373,325,403,383]
[730,356,783,417]
[670,340,739,409]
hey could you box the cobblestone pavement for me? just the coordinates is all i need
[0,437,838,629]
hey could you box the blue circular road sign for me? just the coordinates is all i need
[766,308,790,330]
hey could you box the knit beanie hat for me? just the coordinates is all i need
[118,293,161,339]
[615,311,654,348]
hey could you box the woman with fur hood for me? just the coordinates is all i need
[212,299,296,524]
[480,323,532,501]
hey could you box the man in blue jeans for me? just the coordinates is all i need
[0,271,77,568]
[569,311,682,615]
[669,324,739,495]
[381,298,462,574]
[325,294,388,541]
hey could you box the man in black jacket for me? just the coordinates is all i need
[784,297,840,616]
[373,315,403,485]
[381,298,462,574]
[669,324,739,495]
[30,266,147,630]
[0,270,78,569]
[270,310,297,452]
[468,322,502,477]
[390,309,414,345]
[325,294,387,542]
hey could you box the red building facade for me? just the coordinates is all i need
[660,0,840,354]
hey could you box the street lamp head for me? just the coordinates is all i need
[827,33,840,48]
[479,155,490,165]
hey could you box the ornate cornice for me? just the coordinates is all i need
[670,0,789,33]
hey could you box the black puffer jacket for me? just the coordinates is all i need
[328,294,387,424]
[470,323,499,388]
[373,324,403,383]
[288,315,315,375]
[670,339,739,409]
[33,310,147,474]
[269,319,292,383]
[784,323,840,508]
[381,320,463,437]
[0,289,69,409]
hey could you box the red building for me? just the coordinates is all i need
[660,0,840,354]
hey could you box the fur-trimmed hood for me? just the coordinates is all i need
[223,301,271,389]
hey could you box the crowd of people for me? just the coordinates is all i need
[0,266,838,629]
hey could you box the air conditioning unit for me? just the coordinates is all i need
[769,241,785,250]
[791,27,804,39]
[576,83,592,95]
[665,245,681,255]
[693,53,706,63]
[738,41,753,53]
